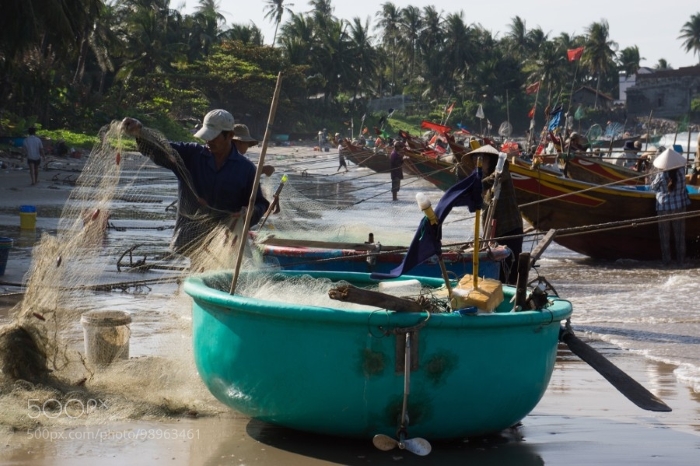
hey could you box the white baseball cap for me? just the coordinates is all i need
[194,109,235,141]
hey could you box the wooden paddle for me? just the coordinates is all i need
[559,324,671,412]
[523,229,670,412]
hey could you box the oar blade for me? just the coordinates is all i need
[560,329,671,412]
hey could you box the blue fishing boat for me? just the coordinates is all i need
[184,270,573,442]
[253,235,510,280]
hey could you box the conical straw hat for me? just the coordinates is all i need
[468,144,499,157]
[652,148,686,170]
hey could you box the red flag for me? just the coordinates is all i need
[525,81,540,95]
[567,47,584,62]
[527,106,535,119]
[420,120,451,134]
[446,102,455,114]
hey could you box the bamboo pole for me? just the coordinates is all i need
[230,72,283,294]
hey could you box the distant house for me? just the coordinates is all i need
[626,65,700,119]
[617,67,654,104]
[571,86,614,110]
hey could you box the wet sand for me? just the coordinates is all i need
[1,348,698,466]
[1,147,699,465]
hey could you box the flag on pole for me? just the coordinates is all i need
[446,102,455,114]
[528,106,536,119]
[547,106,563,131]
[370,171,483,279]
[420,120,451,134]
[525,81,540,95]
[567,47,584,62]
[476,104,485,119]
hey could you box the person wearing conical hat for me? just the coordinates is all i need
[649,148,691,266]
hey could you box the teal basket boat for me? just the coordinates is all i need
[184,270,573,440]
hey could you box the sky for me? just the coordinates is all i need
[178,1,700,70]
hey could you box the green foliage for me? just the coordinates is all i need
[36,129,98,149]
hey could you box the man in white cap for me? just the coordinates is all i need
[649,148,690,266]
[120,110,270,255]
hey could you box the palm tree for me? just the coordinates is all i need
[263,0,295,46]
[655,58,672,70]
[617,46,643,77]
[375,2,402,95]
[506,16,528,57]
[399,5,423,78]
[347,16,378,101]
[679,13,700,63]
[278,12,314,65]
[583,20,618,109]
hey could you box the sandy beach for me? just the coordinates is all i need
[1,147,699,465]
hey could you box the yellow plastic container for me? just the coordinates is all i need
[19,205,37,230]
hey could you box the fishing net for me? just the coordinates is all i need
[0,120,480,432]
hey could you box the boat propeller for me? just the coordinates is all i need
[372,432,431,456]
[372,332,432,456]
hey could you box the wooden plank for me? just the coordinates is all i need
[328,284,424,313]
[529,229,556,268]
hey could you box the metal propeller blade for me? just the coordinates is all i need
[372,434,398,451]
[372,434,432,456]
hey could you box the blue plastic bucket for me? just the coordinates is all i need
[0,237,13,276]
[19,205,37,230]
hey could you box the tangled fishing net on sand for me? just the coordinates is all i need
[0,121,257,428]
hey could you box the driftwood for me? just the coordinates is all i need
[328,284,424,312]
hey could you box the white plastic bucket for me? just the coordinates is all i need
[80,310,132,365]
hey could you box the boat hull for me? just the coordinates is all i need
[342,147,391,173]
[185,270,573,440]
[256,243,510,280]
[509,162,700,260]
[564,155,645,186]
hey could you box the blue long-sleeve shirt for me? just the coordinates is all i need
[137,139,270,254]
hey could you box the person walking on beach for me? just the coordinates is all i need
[120,110,270,256]
[22,127,45,186]
[337,139,348,172]
[470,145,523,285]
[650,148,691,266]
[390,141,404,201]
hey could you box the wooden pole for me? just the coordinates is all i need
[472,157,482,289]
[230,72,283,294]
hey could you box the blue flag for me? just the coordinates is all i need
[371,171,483,279]
[547,106,563,131]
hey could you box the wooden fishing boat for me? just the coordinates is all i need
[184,269,573,440]
[400,148,467,191]
[341,141,391,173]
[564,154,647,186]
[508,162,700,260]
[253,235,510,280]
